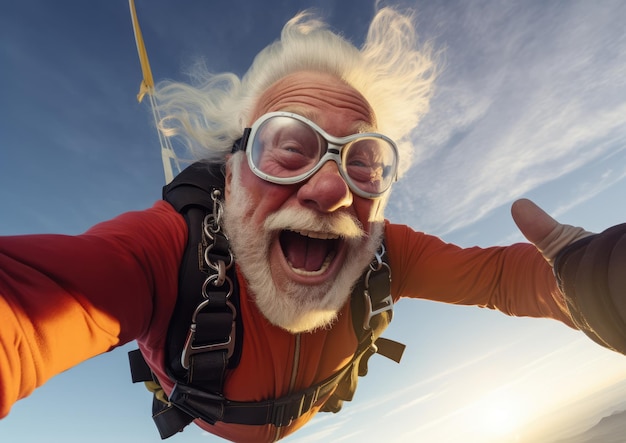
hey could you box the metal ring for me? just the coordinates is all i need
[204,244,234,271]
[201,274,234,299]
[364,262,391,290]
[370,244,386,272]
[203,214,217,240]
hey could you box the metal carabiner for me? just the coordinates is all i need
[362,260,393,330]
[181,298,237,370]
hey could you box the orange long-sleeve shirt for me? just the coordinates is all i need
[0,200,574,442]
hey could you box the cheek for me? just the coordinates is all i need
[239,166,295,222]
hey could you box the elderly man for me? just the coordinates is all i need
[1,7,624,443]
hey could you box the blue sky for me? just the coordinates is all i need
[1,1,626,442]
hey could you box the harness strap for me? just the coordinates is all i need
[152,161,239,439]
[152,399,195,439]
[161,162,242,385]
[169,337,372,427]
[129,348,153,383]
[319,242,405,412]
[128,349,195,439]
[130,339,373,433]
[371,337,405,365]
[169,377,325,427]
[129,161,405,438]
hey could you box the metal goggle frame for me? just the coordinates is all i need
[232,111,399,199]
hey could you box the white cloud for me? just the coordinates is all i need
[388,1,626,236]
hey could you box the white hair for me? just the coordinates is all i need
[155,7,437,177]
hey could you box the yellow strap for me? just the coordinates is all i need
[127,0,179,183]
[145,380,171,405]
[129,0,155,103]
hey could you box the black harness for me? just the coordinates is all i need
[129,161,405,439]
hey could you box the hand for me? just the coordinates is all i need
[511,198,593,266]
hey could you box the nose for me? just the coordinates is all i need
[297,161,353,212]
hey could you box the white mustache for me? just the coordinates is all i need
[264,207,365,240]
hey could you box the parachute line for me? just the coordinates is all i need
[129,0,181,183]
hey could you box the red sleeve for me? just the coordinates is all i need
[385,222,575,326]
[0,201,187,417]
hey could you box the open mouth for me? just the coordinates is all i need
[279,229,341,276]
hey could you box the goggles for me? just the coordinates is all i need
[232,112,399,199]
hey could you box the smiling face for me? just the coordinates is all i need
[223,71,388,333]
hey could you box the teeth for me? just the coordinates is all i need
[288,252,335,276]
[294,230,339,240]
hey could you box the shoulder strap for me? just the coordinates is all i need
[161,161,242,382]
[320,244,405,413]
[130,161,242,438]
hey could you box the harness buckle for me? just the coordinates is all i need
[362,288,393,330]
[181,298,237,370]
[270,386,321,427]
[168,382,225,425]
[362,244,393,330]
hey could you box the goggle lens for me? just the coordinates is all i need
[251,117,324,179]
[241,112,398,198]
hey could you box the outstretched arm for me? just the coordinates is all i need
[0,201,186,418]
[511,198,626,354]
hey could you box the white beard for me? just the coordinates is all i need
[223,158,384,333]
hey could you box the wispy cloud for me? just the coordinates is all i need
[388,2,626,235]
[330,345,510,418]
[551,163,626,219]
[381,392,436,417]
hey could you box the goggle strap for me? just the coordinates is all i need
[231,128,252,153]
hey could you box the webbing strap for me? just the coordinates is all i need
[373,337,405,364]
[130,345,362,430]
[161,162,242,384]
[129,349,195,439]
[168,345,363,427]
[152,400,195,439]
[128,348,153,383]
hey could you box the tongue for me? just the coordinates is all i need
[281,231,330,272]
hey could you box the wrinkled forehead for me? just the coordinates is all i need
[250,71,376,135]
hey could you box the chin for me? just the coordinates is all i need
[254,261,360,333]
[225,208,383,333]
[261,295,343,334]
